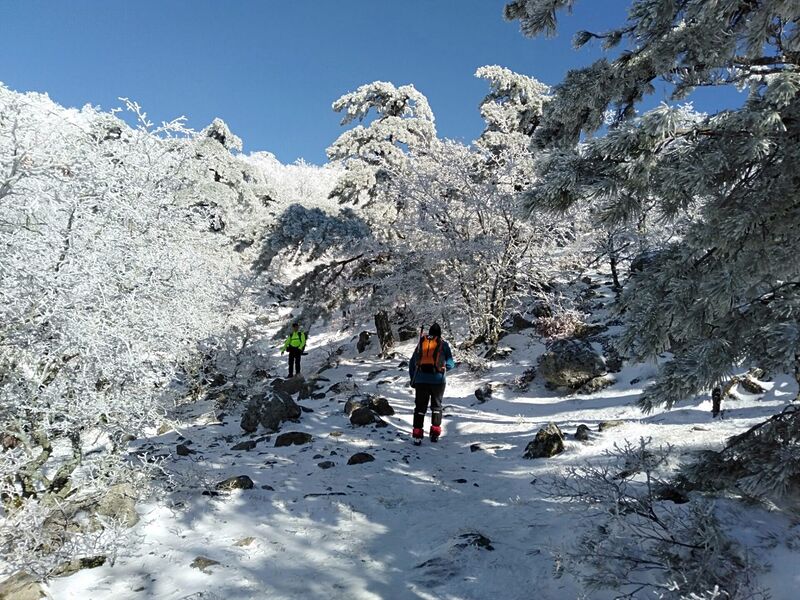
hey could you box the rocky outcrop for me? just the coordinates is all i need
[539,338,606,388]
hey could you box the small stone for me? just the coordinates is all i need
[318,461,335,469]
[453,478,468,484]
[347,452,375,465]
[350,407,377,426]
[261,484,275,491]
[470,443,482,452]
[215,475,254,491]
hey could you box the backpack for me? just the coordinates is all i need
[418,336,445,374]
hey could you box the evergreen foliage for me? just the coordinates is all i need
[505,0,800,411]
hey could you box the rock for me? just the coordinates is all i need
[96,483,139,527]
[486,346,513,360]
[455,532,494,551]
[356,331,372,353]
[366,369,385,381]
[299,405,314,413]
[574,424,591,441]
[350,406,378,426]
[1,434,19,451]
[234,537,256,547]
[249,369,270,381]
[53,556,107,577]
[176,443,194,456]
[190,556,220,573]
[523,423,565,459]
[740,376,766,394]
[397,324,418,342]
[577,374,617,395]
[318,461,335,469]
[538,338,606,388]
[598,420,624,431]
[604,347,624,373]
[208,373,227,388]
[327,381,355,396]
[271,375,306,396]
[274,432,313,447]
[347,452,375,465]
[369,396,395,416]
[512,313,536,330]
[240,392,302,433]
[157,422,174,435]
[513,367,537,391]
[215,475,254,491]
[344,395,367,416]
[231,440,257,451]
[311,392,326,400]
[474,383,493,403]
[0,572,46,600]
[470,443,482,452]
[261,484,275,491]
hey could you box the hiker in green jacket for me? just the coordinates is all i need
[281,322,306,377]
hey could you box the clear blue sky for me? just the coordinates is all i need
[1,1,742,164]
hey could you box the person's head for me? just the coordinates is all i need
[292,322,299,331]
[428,323,442,338]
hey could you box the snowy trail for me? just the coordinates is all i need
[50,331,800,599]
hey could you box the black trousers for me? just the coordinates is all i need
[413,383,444,429]
[287,347,302,377]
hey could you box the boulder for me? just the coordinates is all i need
[271,375,307,397]
[574,424,591,441]
[344,395,367,416]
[350,406,378,426]
[318,461,335,470]
[474,384,493,403]
[215,475,254,491]
[512,313,536,331]
[240,392,301,433]
[176,443,195,456]
[0,573,46,600]
[274,432,313,447]
[577,374,617,395]
[95,482,139,527]
[538,338,606,388]
[347,452,375,465]
[369,396,395,416]
[523,423,565,459]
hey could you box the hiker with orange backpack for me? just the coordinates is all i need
[408,323,455,445]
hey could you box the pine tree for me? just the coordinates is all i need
[505,0,800,412]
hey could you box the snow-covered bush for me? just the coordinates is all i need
[0,87,241,576]
[548,438,760,599]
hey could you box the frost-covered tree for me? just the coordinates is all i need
[475,65,550,155]
[387,140,580,348]
[0,87,239,575]
[327,81,436,204]
[505,0,800,411]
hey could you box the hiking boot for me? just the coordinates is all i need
[429,426,442,443]
[412,428,423,446]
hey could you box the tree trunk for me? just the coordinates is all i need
[609,250,621,293]
[711,386,722,418]
[374,311,394,357]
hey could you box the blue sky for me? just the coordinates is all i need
[1,1,743,164]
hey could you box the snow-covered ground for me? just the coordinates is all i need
[50,310,800,599]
